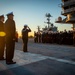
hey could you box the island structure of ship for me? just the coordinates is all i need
[42,13,58,33]
[34,13,58,43]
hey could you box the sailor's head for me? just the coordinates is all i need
[6,12,14,20]
[24,24,28,29]
[24,24,28,27]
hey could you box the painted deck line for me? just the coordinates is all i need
[48,57,75,65]
[0,50,75,71]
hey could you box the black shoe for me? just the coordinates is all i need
[0,57,5,60]
[6,61,16,65]
[23,51,28,52]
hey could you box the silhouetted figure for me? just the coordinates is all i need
[36,32,39,43]
[34,31,38,43]
[0,15,5,60]
[15,31,18,42]
[5,12,16,65]
[22,24,31,52]
[38,32,41,43]
[41,32,45,43]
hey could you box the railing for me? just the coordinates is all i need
[55,19,58,22]
[61,7,75,15]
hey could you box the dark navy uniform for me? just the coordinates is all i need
[0,15,5,60]
[34,32,38,43]
[5,12,16,64]
[22,25,31,52]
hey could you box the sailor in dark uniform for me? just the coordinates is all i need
[0,15,5,60]
[22,24,31,52]
[5,12,16,64]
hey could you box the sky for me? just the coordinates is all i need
[0,0,72,36]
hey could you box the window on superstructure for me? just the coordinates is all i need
[70,4,75,8]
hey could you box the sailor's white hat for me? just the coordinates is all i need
[6,12,14,16]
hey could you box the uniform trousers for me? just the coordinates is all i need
[0,37,5,59]
[22,38,28,52]
[6,37,15,62]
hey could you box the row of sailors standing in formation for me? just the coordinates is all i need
[34,30,75,45]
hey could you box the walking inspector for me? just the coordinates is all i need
[0,15,5,60]
[22,24,31,52]
[5,12,16,65]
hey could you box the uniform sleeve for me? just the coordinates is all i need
[4,19,16,38]
[27,28,31,32]
[0,22,4,31]
[12,20,16,38]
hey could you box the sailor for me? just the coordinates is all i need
[5,12,16,64]
[0,15,5,60]
[22,24,31,52]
